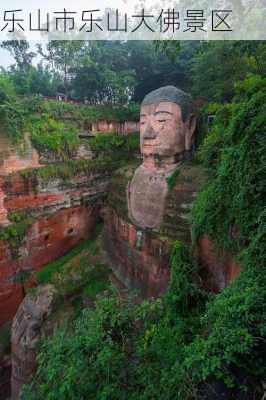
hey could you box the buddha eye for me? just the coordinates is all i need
[158,119,166,123]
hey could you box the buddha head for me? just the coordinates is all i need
[139,85,196,170]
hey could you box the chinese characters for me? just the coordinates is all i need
[0,8,233,35]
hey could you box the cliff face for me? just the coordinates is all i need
[0,140,243,400]
[0,179,8,225]
[0,133,41,177]
[104,163,241,297]
[0,146,111,326]
[0,148,242,327]
[11,285,58,400]
[196,235,241,293]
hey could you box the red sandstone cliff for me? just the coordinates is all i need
[0,143,111,326]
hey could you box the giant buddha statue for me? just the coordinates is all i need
[128,85,196,230]
[104,86,206,297]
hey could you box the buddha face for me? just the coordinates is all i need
[139,101,196,162]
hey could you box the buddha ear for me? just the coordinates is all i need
[185,114,196,151]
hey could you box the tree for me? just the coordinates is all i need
[37,40,86,95]
[0,40,35,71]
[190,41,265,102]
[27,65,60,97]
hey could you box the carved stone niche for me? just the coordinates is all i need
[11,284,57,400]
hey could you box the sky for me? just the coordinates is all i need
[0,41,42,68]
[0,48,13,68]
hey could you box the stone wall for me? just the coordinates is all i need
[196,235,241,293]
[0,134,41,176]
[104,208,171,297]
[92,120,139,135]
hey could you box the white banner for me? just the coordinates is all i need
[0,0,265,40]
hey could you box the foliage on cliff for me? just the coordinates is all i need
[19,158,117,182]
[29,113,79,159]
[89,132,139,156]
[23,74,265,399]
[40,99,140,122]
[190,73,266,391]
[19,134,139,182]
[193,74,266,252]
[23,236,265,400]
[35,224,111,312]
[0,211,35,258]
[0,76,25,141]
[0,84,139,153]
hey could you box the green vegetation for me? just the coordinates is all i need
[192,74,266,252]
[0,322,12,355]
[23,238,265,399]
[1,40,265,105]
[12,130,139,182]
[0,90,139,151]
[23,73,266,399]
[29,114,79,159]
[0,211,35,258]
[36,223,111,316]
[36,99,140,122]
[166,168,180,191]
[20,243,205,400]
[0,39,265,399]
[37,223,104,285]
[89,132,139,156]
[37,240,95,285]
[55,260,110,306]
[19,155,129,183]
[82,264,110,299]
[0,79,25,142]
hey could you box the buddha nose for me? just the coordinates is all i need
[143,125,157,140]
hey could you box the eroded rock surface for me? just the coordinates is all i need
[0,169,111,326]
[0,178,8,225]
[0,133,41,176]
[11,285,57,400]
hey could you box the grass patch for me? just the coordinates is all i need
[37,224,103,285]
[82,263,110,299]
[20,156,122,182]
